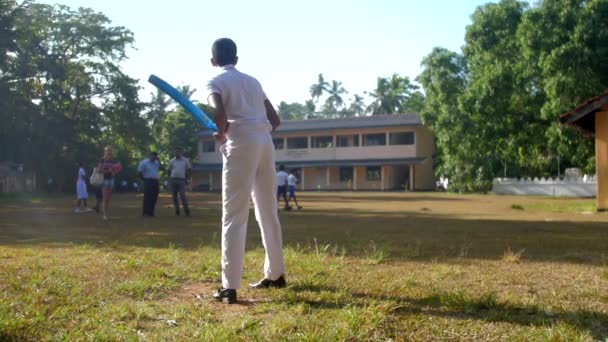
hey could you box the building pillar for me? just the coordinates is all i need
[353,167,358,191]
[301,168,305,191]
[380,166,385,191]
[596,110,608,211]
[326,167,330,190]
[409,165,415,191]
[209,172,213,192]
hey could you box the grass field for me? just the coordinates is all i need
[1,192,607,341]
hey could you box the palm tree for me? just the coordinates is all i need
[176,85,197,100]
[309,73,329,103]
[325,80,347,109]
[348,94,366,116]
[366,74,420,115]
[366,77,392,115]
[147,89,171,131]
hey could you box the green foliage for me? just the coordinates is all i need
[157,106,204,162]
[419,0,606,192]
[0,0,150,191]
[366,74,425,115]
[277,101,310,120]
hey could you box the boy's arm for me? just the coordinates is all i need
[211,93,228,140]
[264,99,280,131]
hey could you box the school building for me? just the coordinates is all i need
[192,114,436,191]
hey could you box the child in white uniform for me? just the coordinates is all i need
[75,162,90,213]
[207,38,286,304]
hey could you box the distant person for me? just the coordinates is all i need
[74,162,91,213]
[90,166,103,213]
[287,170,302,210]
[138,151,161,217]
[97,146,122,220]
[93,184,103,213]
[168,147,192,216]
[207,38,286,304]
[163,179,169,192]
[121,180,128,193]
[276,165,290,210]
[133,181,139,193]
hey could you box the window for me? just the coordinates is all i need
[202,141,215,153]
[273,138,284,150]
[337,135,359,147]
[311,136,333,148]
[287,137,308,149]
[363,133,386,146]
[339,166,353,182]
[389,132,414,145]
[366,166,381,181]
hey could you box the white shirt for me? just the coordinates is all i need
[287,174,297,186]
[207,65,268,123]
[276,171,288,186]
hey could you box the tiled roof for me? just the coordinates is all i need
[198,114,422,137]
[560,90,608,135]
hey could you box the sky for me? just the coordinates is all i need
[37,0,493,106]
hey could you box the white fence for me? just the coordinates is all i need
[0,174,37,193]
[492,176,596,197]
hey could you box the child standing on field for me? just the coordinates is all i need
[74,162,91,213]
[208,38,286,304]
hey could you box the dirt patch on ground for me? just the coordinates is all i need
[162,281,273,316]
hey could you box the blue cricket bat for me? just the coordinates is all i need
[148,74,219,132]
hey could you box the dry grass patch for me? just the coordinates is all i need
[1,192,607,341]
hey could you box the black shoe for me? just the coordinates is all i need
[213,288,237,304]
[185,210,190,217]
[250,276,287,289]
[297,206,303,210]
[175,211,180,216]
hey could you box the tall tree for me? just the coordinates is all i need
[0,1,149,190]
[277,101,307,120]
[176,85,196,100]
[366,74,424,115]
[348,94,366,116]
[324,80,348,111]
[418,0,607,192]
[309,73,329,103]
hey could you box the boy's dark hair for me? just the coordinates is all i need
[212,38,237,66]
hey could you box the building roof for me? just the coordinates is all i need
[198,114,423,137]
[560,90,608,135]
[193,157,428,171]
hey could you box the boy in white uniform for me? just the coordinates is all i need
[208,38,286,304]
[287,170,302,210]
[276,165,290,210]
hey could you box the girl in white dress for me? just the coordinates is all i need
[75,162,90,213]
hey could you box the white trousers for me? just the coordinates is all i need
[221,123,286,289]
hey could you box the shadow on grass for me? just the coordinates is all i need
[1,195,607,264]
[287,283,608,340]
